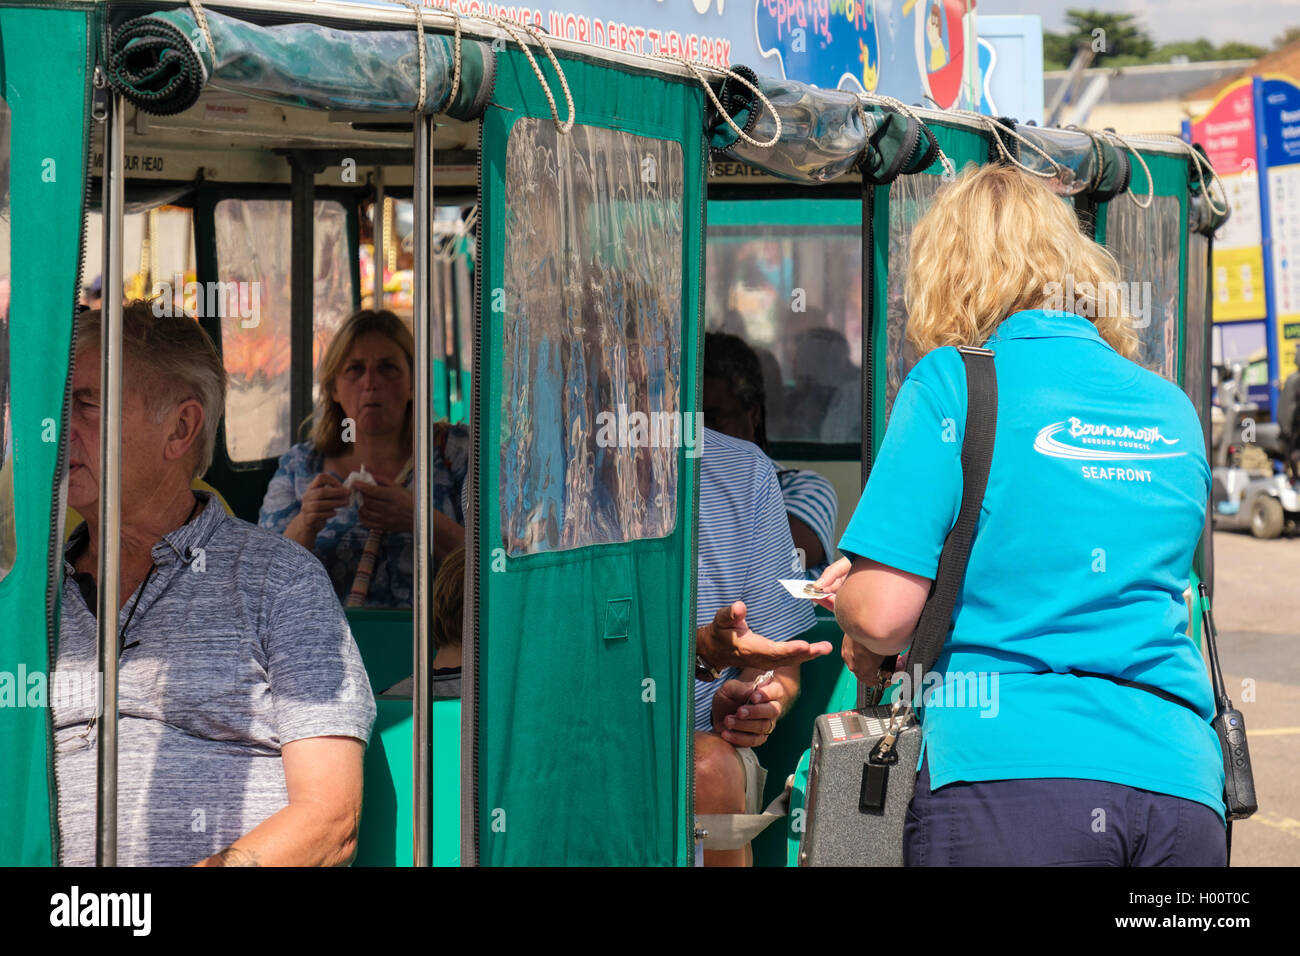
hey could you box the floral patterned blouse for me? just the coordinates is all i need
[258,425,469,608]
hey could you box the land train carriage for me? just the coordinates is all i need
[0,0,1228,866]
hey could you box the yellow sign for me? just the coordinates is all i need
[1212,246,1266,322]
[1279,314,1300,380]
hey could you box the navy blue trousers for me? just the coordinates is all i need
[903,758,1227,866]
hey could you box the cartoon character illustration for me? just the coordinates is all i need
[859,36,879,92]
[910,0,975,110]
[755,0,880,93]
[927,3,948,71]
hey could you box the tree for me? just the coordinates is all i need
[1044,14,1265,70]
[1216,41,1267,60]
[1273,26,1300,50]
[1152,39,1217,63]
[1062,8,1155,61]
[1042,31,1076,71]
[1146,39,1263,64]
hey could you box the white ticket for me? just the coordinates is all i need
[778,578,828,600]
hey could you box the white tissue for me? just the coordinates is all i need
[342,463,374,509]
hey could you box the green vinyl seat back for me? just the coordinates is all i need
[751,612,855,866]
[347,609,461,866]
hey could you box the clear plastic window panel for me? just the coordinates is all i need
[1106,194,1182,382]
[0,99,13,582]
[214,199,352,463]
[705,207,861,446]
[366,199,473,416]
[435,206,475,412]
[501,119,683,555]
[1185,232,1210,424]
[84,206,196,305]
[365,197,414,320]
[311,203,355,389]
[884,173,944,418]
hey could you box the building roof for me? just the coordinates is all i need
[1045,59,1255,109]
[1188,39,1300,100]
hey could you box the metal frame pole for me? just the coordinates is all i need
[95,88,125,867]
[412,114,436,867]
[288,157,316,440]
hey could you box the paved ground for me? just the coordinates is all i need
[1208,529,1300,866]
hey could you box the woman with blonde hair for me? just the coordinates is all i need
[814,163,1225,865]
[259,309,466,608]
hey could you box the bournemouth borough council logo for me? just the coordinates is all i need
[1033,416,1187,462]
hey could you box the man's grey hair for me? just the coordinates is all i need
[76,301,227,478]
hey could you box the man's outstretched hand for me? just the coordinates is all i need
[697,601,833,672]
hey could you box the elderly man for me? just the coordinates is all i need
[55,301,375,867]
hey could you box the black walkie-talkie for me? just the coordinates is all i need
[1199,583,1257,820]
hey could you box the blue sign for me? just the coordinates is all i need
[1261,76,1300,168]
[343,0,987,109]
[753,1,882,93]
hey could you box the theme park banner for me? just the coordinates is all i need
[1186,78,1265,323]
[1260,75,1300,386]
[346,0,984,110]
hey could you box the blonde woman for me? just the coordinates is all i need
[259,309,466,608]
[814,164,1225,866]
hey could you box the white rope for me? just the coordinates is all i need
[658,57,782,149]
[392,0,429,113]
[1140,134,1230,218]
[948,109,1063,180]
[1189,147,1229,218]
[1095,129,1155,210]
[187,0,216,58]
[448,4,461,108]
[434,205,479,264]
[861,92,955,180]
[476,13,574,133]
[430,0,462,110]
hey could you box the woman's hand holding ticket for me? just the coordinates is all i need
[811,556,852,611]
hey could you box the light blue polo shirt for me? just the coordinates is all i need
[839,309,1225,822]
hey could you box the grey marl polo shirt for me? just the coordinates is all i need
[53,491,376,866]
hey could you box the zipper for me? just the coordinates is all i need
[686,128,707,866]
[465,90,488,869]
[46,45,102,867]
[861,179,875,486]
[853,177,875,713]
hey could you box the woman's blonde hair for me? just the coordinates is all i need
[904,163,1138,360]
[432,546,465,650]
[310,309,414,456]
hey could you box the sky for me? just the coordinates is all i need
[975,0,1300,49]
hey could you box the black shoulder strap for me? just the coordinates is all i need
[904,347,998,698]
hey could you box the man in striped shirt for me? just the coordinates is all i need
[693,426,818,865]
[702,332,839,579]
[773,466,839,580]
